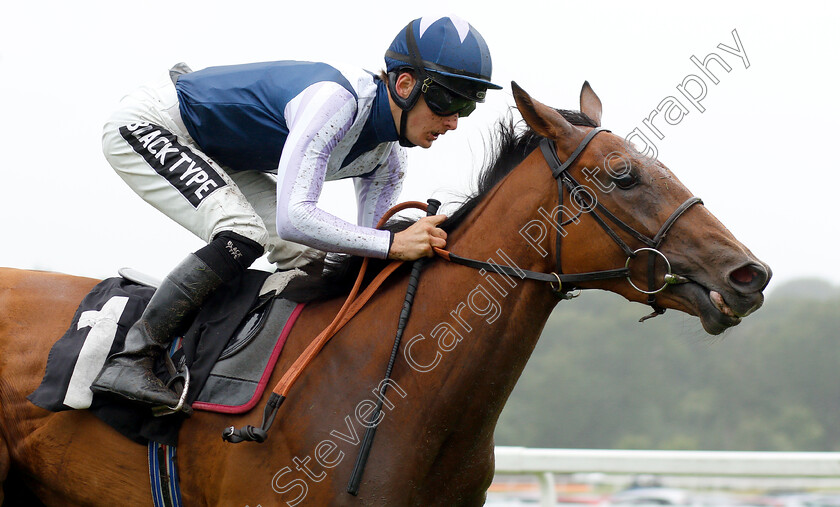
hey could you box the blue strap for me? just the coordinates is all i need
[148,441,183,507]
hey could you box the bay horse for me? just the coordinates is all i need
[0,82,769,506]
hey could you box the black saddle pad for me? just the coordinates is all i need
[28,269,273,445]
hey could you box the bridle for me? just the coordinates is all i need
[443,127,703,320]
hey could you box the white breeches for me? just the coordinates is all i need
[101,75,324,270]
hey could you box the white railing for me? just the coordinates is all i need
[493,446,840,507]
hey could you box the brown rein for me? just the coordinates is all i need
[268,197,558,401]
[224,201,442,443]
[269,200,429,399]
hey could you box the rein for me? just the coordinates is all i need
[221,127,702,445]
[221,202,421,444]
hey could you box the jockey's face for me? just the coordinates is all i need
[405,94,459,148]
[390,72,459,149]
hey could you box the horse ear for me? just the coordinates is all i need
[580,81,602,127]
[511,81,576,140]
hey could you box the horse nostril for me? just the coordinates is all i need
[729,263,769,293]
[731,266,755,284]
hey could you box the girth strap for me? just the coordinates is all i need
[148,442,183,507]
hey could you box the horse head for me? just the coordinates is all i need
[512,81,770,334]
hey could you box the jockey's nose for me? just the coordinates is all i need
[444,114,459,130]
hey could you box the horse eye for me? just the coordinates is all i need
[614,171,638,190]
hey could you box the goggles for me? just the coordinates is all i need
[421,78,478,118]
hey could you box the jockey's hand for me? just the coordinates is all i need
[388,214,448,261]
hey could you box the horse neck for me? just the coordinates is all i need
[448,149,559,278]
[413,150,560,429]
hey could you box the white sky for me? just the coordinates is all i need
[1,1,838,291]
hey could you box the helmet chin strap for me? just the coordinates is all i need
[398,109,415,148]
[389,23,427,149]
[387,70,421,148]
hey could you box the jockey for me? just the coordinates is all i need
[91,15,502,409]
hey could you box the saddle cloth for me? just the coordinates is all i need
[191,294,303,413]
[28,269,304,446]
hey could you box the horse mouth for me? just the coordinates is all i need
[671,282,743,335]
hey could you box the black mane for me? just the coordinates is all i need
[438,108,597,232]
[281,108,597,302]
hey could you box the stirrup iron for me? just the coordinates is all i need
[152,355,192,417]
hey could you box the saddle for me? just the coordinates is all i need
[28,268,306,445]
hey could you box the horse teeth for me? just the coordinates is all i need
[709,291,736,317]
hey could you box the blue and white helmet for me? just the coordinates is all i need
[385,15,502,104]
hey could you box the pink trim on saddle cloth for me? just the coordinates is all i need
[192,302,305,414]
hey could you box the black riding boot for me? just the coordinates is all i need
[91,254,223,407]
